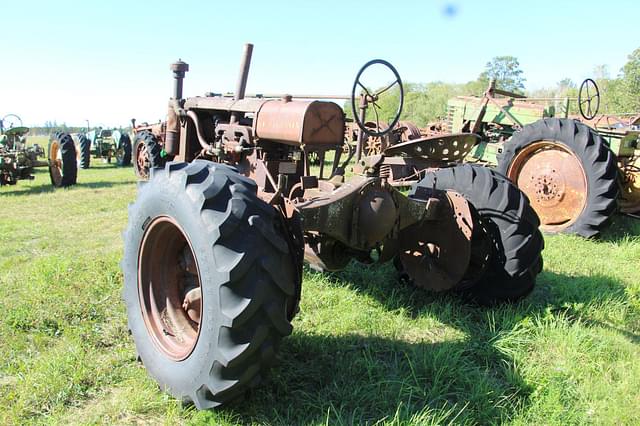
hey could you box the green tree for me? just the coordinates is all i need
[619,47,640,112]
[478,56,526,94]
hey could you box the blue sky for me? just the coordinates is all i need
[1,0,638,127]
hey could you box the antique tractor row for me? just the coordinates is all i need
[72,127,132,169]
[377,80,639,238]
[0,114,77,188]
[122,45,544,408]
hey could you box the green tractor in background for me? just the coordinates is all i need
[1,113,78,187]
[387,79,639,237]
[73,125,132,169]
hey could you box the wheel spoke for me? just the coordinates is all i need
[375,79,399,96]
[357,81,372,97]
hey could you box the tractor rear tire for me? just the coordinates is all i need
[78,135,91,169]
[122,160,300,408]
[133,131,164,180]
[116,133,132,167]
[48,132,77,187]
[496,118,618,238]
[409,164,544,304]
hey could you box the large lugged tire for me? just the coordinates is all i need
[133,131,164,179]
[122,160,299,408]
[78,134,91,169]
[48,132,77,187]
[496,118,618,238]
[409,164,544,304]
[116,133,132,167]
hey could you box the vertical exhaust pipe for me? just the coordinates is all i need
[230,43,254,124]
[166,60,189,155]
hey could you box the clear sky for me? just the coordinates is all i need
[2,0,638,127]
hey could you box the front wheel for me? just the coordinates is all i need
[403,164,544,304]
[133,131,165,179]
[122,160,300,408]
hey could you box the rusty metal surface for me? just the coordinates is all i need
[255,100,344,145]
[48,140,62,187]
[507,140,587,231]
[138,216,201,361]
[384,133,479,161]
[164,105,179,155]
[183,96,269,113]
[135,140,150,179]
[396,121,422,142]
[397,191,473,292]
[362,122,389,156]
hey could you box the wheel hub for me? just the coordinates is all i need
[397,191,473,292]
[136,142,150,178]
[138,216,202,361]
[507,140,587,231]
[532,169,565,205]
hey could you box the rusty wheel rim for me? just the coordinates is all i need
[138,216,202,361]
[507,140,587,232]
[49,141,62,186]
[136,141,150,179]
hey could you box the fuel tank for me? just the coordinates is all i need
[254,99,344,146]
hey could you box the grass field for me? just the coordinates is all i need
[1,157,639,425]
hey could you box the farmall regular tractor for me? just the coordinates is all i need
[122,44,543,408]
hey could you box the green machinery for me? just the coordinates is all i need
[0,114,46,185]
[389,79,639,237]
[0,114,78,187]
[73,126,132,168]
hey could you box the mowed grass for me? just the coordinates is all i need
[1,161,639,425]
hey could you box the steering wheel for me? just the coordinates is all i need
[578,78,600,120]
[351,59,403,138]
[1,114,23,130]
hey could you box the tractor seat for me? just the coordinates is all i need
[383,133,480,162]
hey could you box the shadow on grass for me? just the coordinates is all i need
[202,260,634,424]
[0,179,135,196]
[200,332,530,425]
[598,214,640,242]
[190,264,636,424]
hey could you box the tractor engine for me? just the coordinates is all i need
[166,47,401,270]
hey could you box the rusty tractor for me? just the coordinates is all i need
[121,44,543,408]
[384,79,639,237]
[130,119,168,179]
[0,114,77,187]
